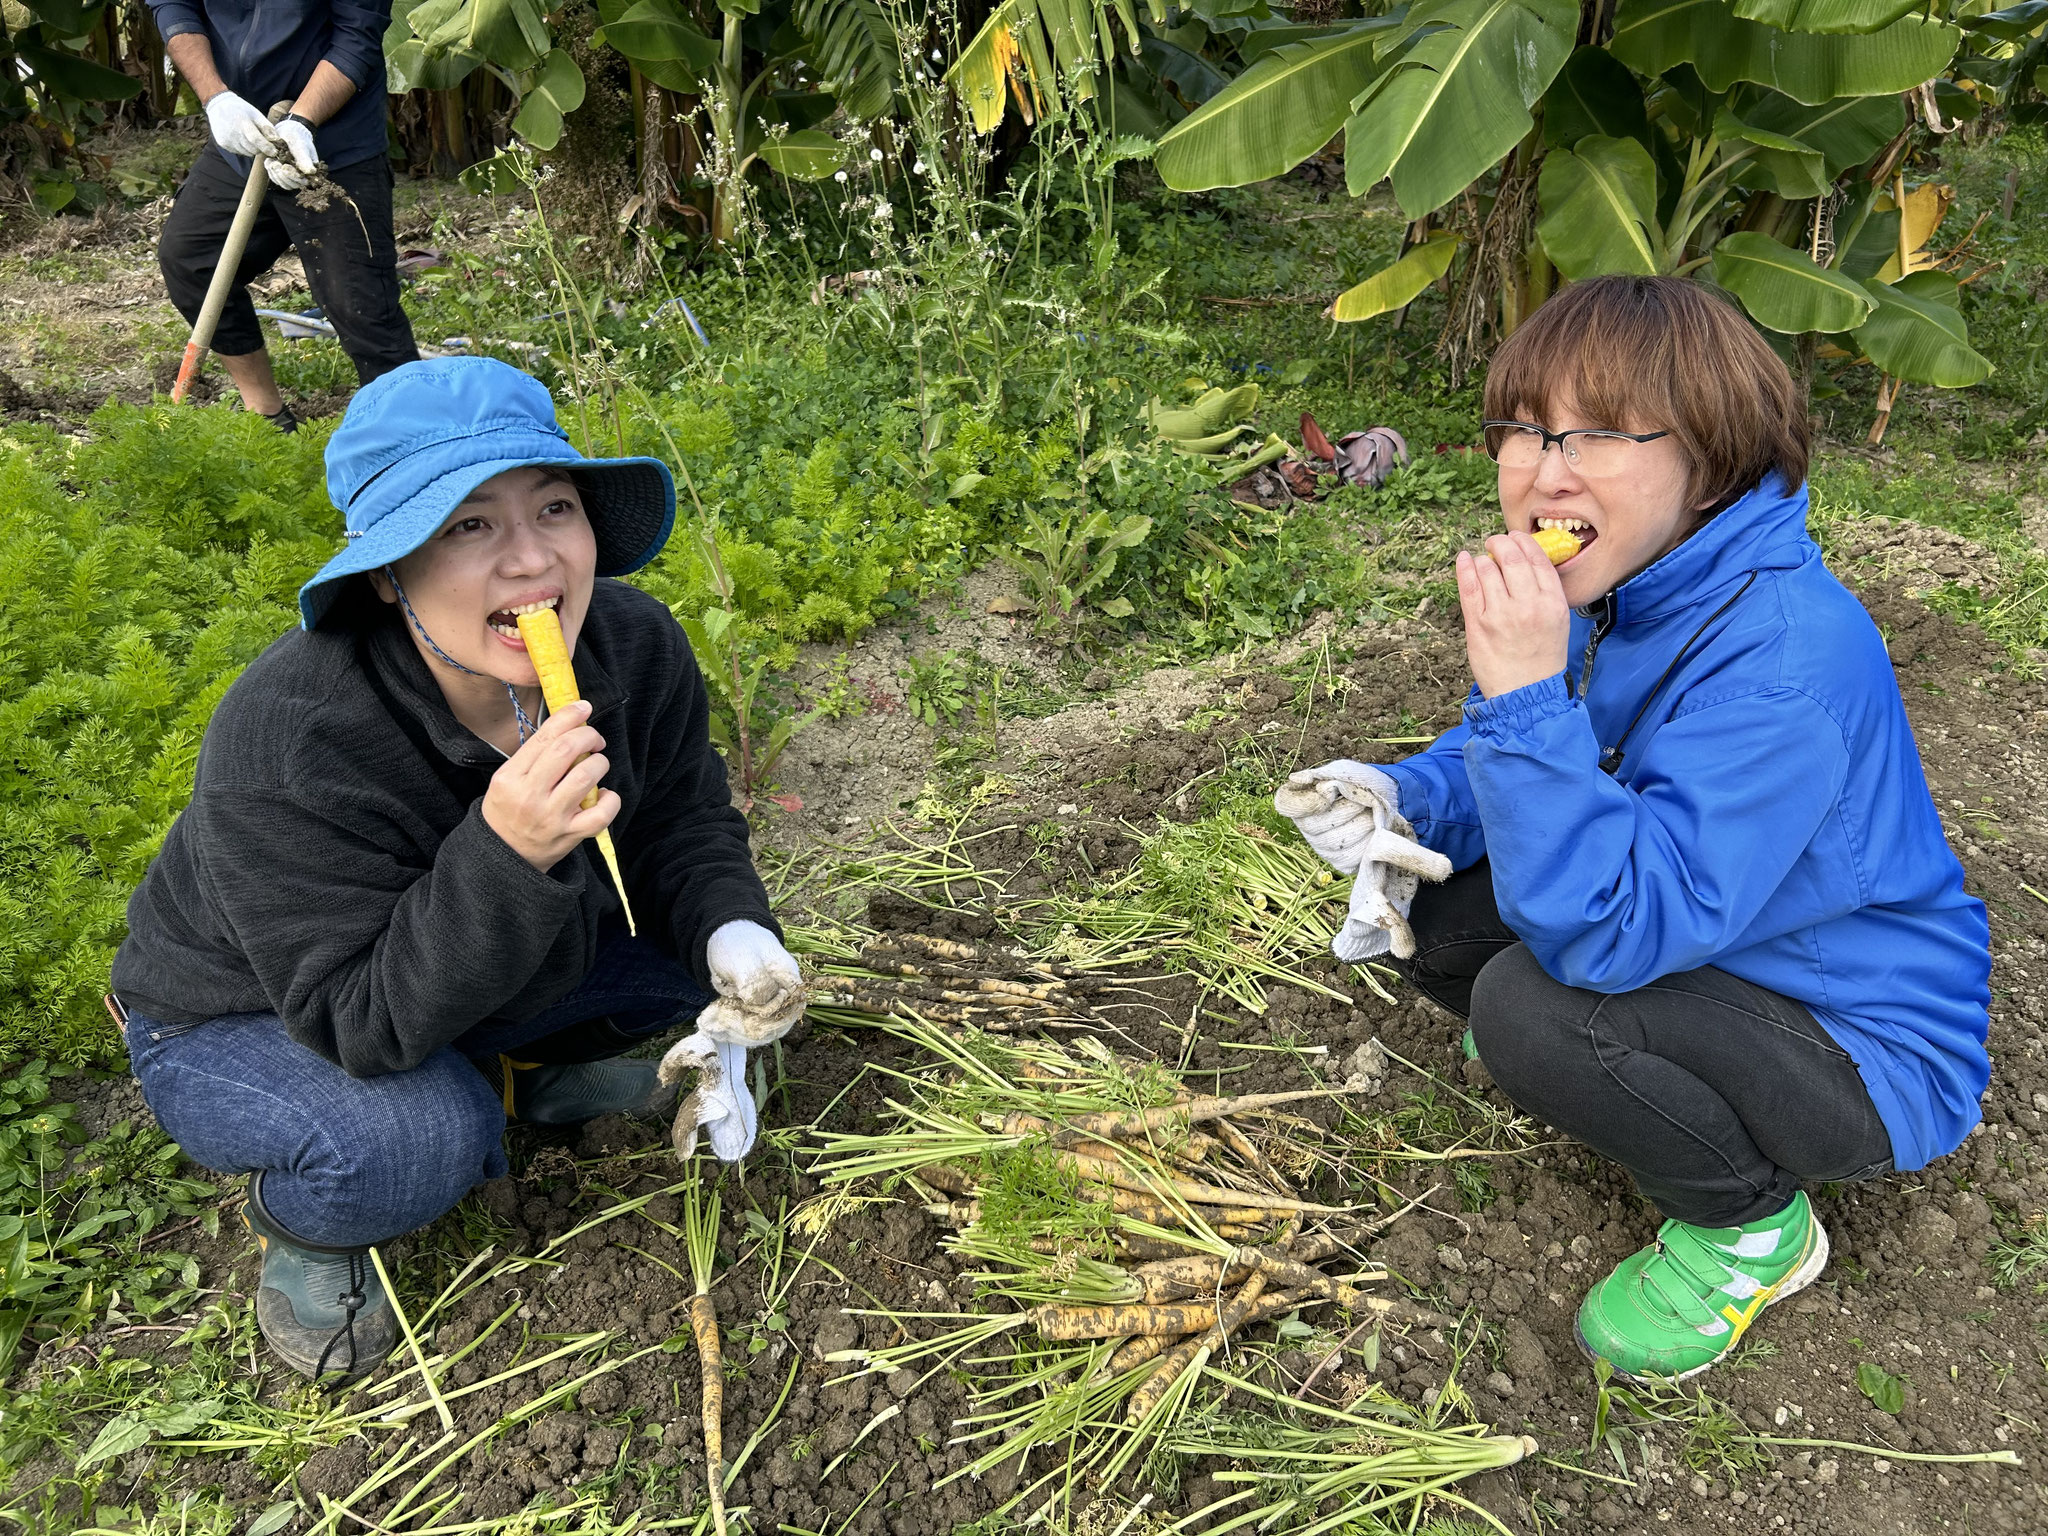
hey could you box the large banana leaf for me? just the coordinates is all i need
[1855,272,1991,387]
[950,0,1155,133]
[1959,0,2048,42]
[1542,44,1651,148]
[1330,234,1461,321]
[793,0,898,121]
[1154,22,1399,190]
[510,49,585,150]
[1611,0,1962,104]
[16,32,143,101]
[1728,0,1922,33]
[1343,0,1578,217]
[760,128,849,178]
[1712,231,1875,332]
[1536,136,1661,278]
[600,0,722,90]
[1737,89,1902,176]
[411,0,552,72]
[1715,107,1829,198]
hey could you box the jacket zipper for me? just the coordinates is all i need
[1574,596,1616,700]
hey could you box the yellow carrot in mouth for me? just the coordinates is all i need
[514,606,637,936]
[1531,526,1582,565]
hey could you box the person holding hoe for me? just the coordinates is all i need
[149,0,420,430]
[111,357,803,1379]
[1277,275,1990,1383]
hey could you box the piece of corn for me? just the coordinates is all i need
[1531,526,1582,565]
[515,606,638,936]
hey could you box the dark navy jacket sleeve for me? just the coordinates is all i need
[324,0,391,91]
[145,1,207,40]
[1460,673,1849,993]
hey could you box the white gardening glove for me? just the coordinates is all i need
[204,90,285,160]
[265,116,320,191]
[1273,760,1404,875]
[1276,760,1451,961]
[699,920,806,1047]
[657,1034,756,1161]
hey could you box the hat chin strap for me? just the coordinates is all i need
[384,566,538,744]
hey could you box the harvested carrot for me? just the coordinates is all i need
[1052,1148,1348,1214]
[515,607,637,936]
[1051,1088,1370,1141]
[1126,1271,1269,1423]
[1098,1288,1312,1381]
[1000,1111,1221,1165]
[683,1175,727,1536]
[1031,1301,1219,1340]
[1531,525,1582,565]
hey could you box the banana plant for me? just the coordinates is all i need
[391,0,900,243]
[2,0,145,212]
[1147,0,1994,397]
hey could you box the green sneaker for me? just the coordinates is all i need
[493,1054,675,1126]
[1575,1191,1829,1383]
[243,1173,396,1381]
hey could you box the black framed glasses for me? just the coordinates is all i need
[1482,420,1670,477]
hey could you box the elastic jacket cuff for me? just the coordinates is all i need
[1462,673,1572,738]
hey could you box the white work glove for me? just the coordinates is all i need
[1275,760,1452,961]
[699,919,806,1047]
[204,90,285,160]
[265,115,320,191]
[657,1034,756,1162]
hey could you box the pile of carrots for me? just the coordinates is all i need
[907,1079,1447,1424]
[810,930,1114,1031]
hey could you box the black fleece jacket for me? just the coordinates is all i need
[111,579,777,1076]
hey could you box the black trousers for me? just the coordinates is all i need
[158,147,419,382]
[1401,861,1894,1227]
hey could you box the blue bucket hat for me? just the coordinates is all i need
[298,356,676,629]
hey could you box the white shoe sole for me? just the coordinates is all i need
[1580,1214,1831,1386]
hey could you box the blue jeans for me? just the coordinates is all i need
[123,932,710,1247]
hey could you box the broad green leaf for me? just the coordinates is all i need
[1610,0,1962,104]
[759,129,847,179]
[1141,35,1233,104]
[386,38,486,91]
[510,50,585,151]
[22,1,107,35]
[18,37,144,101]
[414,0,552,71]
[77,1414,153,1471]
[247,1506,298,1536]
[604,0,721,74]
[1715,107,1829,197]
[1729,0,1921,33]
[1344,0,1578,217]
[1154,23,1399,190]
[1856,274,1991,387]
[793,0,898,120]
[1537,136,1661,277]
[1739,89,1902,175]
[1955,0,2046,40]
[1713,231,1874,332]
[1542,44,1650,147]
[1330,234,1461,321]
[1836,205,1899,278]
[947,0,1150,133]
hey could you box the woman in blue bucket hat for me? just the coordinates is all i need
[111,358,805,1379]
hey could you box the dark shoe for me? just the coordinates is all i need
[494,1053,675,1126]
[262,402,300,434]
[243,1172,397,1380]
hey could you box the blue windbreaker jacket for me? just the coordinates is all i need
[148,1,391,171]
[1383,477,1990,1172]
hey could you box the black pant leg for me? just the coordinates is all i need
[275,155,419,385]
[1397,858,1520,1018]
[157,147,296,359]
[1469,946,1894,1227]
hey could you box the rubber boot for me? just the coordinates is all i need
[242,1171,397,1380]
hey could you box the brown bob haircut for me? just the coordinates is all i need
[1484,275,1810,513]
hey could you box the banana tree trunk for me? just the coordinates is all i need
[708,12,746,246]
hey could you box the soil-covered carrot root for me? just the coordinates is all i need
[1031,1301,1221,1340]
[1126,1272,1270,1423]
[1210,1115,1296,1195]
[1000,1111,1221,1165]
[1097,1288,1314,1380]
[515,607,637,936]
[911,1162,976,1197]
[689,1292,728,1536]
[1052,1148,1347,1214]
[1053,1088,1371,1141]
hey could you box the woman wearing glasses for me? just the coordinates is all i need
[1279,276,1989,1383]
